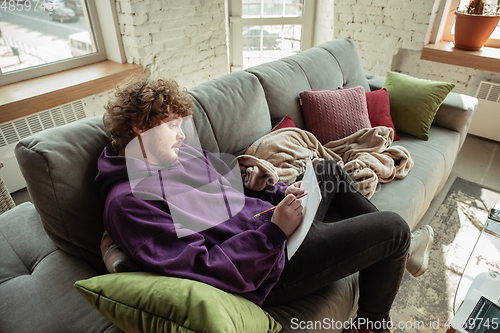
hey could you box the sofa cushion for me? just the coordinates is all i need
[246,59,311,129]
[281,45,344,90]
[300,87,372,143]
[371,126,460,229]
[365,88,400,141]
[264,273,359,333]
[15,115,110,273]
[0,203,122,333]
[383,71,455,141]
[189,70,272,156]
[75,272,282,333]
[314,39,370,91]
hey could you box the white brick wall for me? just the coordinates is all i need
[315,0,500,96]
[115,0,229,89]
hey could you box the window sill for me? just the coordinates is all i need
[0,61,144,124]
[421,42,500,73]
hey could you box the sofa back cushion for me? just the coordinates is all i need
[15,116,111,273]
[246,39,370,129]
[246,60,311,129]
[189,70,272,156]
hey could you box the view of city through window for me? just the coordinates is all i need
[0,0,94,75]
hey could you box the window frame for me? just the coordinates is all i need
[0,0,125,86]
[228,0,316,72]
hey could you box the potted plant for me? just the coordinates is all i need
[454,0,500,50]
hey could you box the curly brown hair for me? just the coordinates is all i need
[103,75,193,152]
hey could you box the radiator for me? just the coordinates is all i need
[468,81,500,142]
[0,100,93,193]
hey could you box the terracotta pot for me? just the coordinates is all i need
[454,12,500,50]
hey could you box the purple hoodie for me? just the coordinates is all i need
[95,144,288,305]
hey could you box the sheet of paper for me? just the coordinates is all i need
[286,158,322,260]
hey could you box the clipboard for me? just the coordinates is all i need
[286,158,322,260]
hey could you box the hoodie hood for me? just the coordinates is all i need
[95,147,131,199]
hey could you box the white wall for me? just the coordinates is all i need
[115,0,229,89]
[315,0,500,96]
[314,0,334,46]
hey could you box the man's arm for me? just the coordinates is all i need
[105,193,287,301]
[244,181,288,206]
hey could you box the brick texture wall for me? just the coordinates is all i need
[315,0,500,96]
[115,0,229,89]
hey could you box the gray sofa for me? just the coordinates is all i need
[0,39,477,333]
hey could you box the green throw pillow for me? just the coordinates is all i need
[383,71,455,140]
[74,272,282,333]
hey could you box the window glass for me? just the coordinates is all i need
[0,0,96,74]
[242,24,301,68]
[284,0,303,17]
[242,0,304,18]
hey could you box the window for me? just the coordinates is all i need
[437,0,500,47]
[0,0,123,85]
[228,0,316,71]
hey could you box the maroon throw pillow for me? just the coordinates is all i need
[272,115,296,132]
[365,88,400,141]
[300,86,372,144]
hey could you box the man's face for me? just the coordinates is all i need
[140,115,186,166]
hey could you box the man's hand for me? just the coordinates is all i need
[271,194,303,237]
[285,181,304,197]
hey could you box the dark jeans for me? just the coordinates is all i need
[263,160,410,331]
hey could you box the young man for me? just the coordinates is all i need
[96,76,433,333]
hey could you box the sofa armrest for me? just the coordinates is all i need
[0,202,123,333]
[432,92,478,150]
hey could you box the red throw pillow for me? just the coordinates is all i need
[272,115,296,132]
[365,88,400,141]
[300,86,372,144]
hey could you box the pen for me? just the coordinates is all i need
[253,192,308,218]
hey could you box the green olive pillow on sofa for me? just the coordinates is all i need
[383,71,455,140]
[74,272,282,333]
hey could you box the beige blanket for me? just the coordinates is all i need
[236,126,413,198]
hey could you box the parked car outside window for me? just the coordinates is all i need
[66,0,84,16]
[50,7,78,23]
